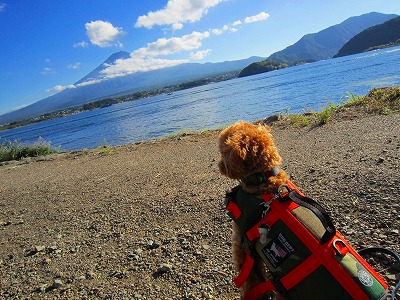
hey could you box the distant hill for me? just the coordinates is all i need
[334,16,400,57]
[0,55,263,124]
[268,12,398,64]
[238,60,288,78]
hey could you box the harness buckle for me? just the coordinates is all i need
[277,184,292,202]
[258,224,271,244]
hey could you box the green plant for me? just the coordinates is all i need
[0,137,59,162]
[100,144,115,155]
[165,130,197,140]
[343,92,363,106]
[315,105,334,124]
[287,114,311,127]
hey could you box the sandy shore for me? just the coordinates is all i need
[1,111,399,299]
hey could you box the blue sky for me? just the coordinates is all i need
[1,0,399,116]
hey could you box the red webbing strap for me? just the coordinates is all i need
[242,280,276,300]
[280,253,320,290]
[226,201,242,219]
[245,211,278,242]
[245,194,299,242]
[286,180,305,196]
[269,199,370,300]
[335,232,388,290]
[233,252,255,288]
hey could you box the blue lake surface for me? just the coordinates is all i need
[1,47,400,150]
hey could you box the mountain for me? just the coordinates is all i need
[0,55,263,124]
[75,51,131,85]
[334,16,400,57]
[238,60,288,78]
[268,12,398,64]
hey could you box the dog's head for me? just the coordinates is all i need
[218,121,283,181]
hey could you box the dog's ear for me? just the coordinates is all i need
[218,159,228,176]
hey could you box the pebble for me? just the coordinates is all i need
[134,248,143,255]
[85,270,96,279]
[52,279,63,289]
[158,264,172,273]
[202,244,210,250]
[35,245,45,253]
[0,220,11,226]
[147,240,160,249]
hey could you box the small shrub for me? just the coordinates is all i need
[342,87,400,113]
[0,137,59,162]
[100,144,115,155]
[343,92,364,106]
[165,130,196,140]
[287,114,311,127]
[315,105,334,124]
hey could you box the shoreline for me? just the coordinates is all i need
[1,85,399,155]
[1,111,399,299]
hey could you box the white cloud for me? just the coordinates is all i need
[73,41,89,48]
[190,49,211,60]
[172,23,183,30]
[47,84,76,93]
[85,20,125,47]
[41,67,55,75]
[244,12,270,24]
[0,3,6,12]
[100,31,211,79]
[67,62,81,70]
[232,20,242,26]
[47,79,103,94]
[135,0,224,29]
[76,79,101,87]
[133,31,210,57]
[211,28,223,35]
[100,57,188,79]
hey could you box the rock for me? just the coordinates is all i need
[264,114,280,123]
[134,248,143,255]
[42,258,52,265]
[86,270,96,279]
[52,279,63,289]
[127,253,139,261]
[147,240,160,249]
[158,264,172,273]
[0,220,11,226]
[109,271,125,279]
[201,244,210,250]
[39,284,47,293]
[47,245,58,253]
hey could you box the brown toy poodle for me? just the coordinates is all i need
[218,121,288,300]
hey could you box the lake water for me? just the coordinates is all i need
[1,47,400,150]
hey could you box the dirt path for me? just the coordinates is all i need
[1,112,399,299]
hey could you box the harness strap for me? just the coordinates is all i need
[233,252,255,288]
[269,196,371,300]
[280,253,320,290]
[242,280,276,300]
[226,201,242,219]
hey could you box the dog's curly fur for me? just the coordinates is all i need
[218,121,289,299]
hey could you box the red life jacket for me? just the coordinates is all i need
[225,180,388,300]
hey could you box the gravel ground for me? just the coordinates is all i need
[0,111,399,299]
